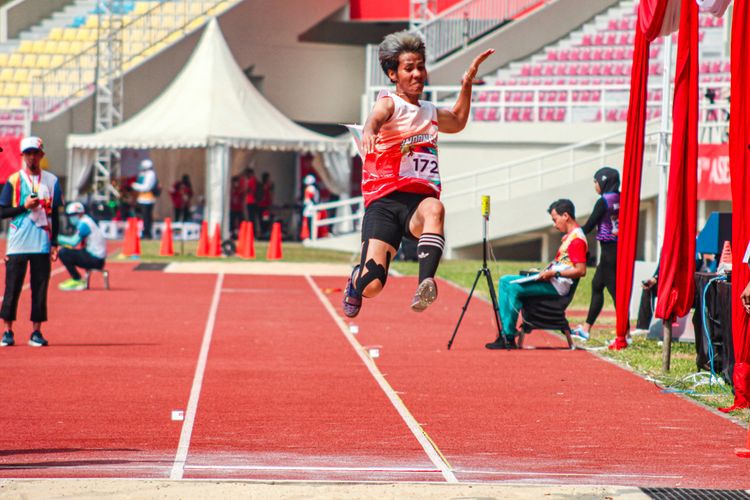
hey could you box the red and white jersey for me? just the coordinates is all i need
[362,91,440,206]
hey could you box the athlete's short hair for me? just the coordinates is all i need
[548,199,576,219]
[379,31,426,82]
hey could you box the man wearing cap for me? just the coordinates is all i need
[0,136,63,347]
[131,158,158,239]
[57,201,107,291]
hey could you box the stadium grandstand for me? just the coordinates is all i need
[0,0,732,263]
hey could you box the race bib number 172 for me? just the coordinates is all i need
[399,152,439,183]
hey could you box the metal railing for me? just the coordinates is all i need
[304,118,729,240]
[305,197,364,242]
[364,81,731,125]
[30,0,236,121]
[416,0,547,63]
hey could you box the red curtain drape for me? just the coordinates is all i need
[654,0,699,322]
[721,0,750,412]
[614,0,670,348]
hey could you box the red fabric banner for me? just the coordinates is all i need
[0,136,22,183]
[697,143,731,200]
[614,0,669,347]
[639,0,680,37]
[654,0,699,322]
[722,0,750,412]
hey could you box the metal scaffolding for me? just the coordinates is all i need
[92,0,124,201]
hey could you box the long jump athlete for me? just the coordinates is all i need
[343,31,493,318]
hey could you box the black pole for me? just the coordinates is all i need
[447,210,505,350]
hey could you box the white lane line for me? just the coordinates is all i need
[169,272,224,480]
[186,465,441,473]
[305,274,458,484]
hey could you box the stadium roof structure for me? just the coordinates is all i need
[66,18,348,153]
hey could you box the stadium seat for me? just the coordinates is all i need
[20,54,36,68]
[12,68,28,83]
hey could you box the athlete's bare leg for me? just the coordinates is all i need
[408,197,445,237]
[408,197,445,311]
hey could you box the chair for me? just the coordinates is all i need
[85,268,110,290]
[518,279,579,349]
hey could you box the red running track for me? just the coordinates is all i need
[313,275,750,489]
[185,274,440,482]
[0,266,748,488]
[0,263,216,478]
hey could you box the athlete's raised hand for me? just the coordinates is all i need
[462,49,495,86]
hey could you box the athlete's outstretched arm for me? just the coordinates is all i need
[362,98,395,155]
[437,49,495,134]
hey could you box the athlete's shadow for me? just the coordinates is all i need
[0,447,140,457]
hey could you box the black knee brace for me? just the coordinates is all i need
[355,240,391,293]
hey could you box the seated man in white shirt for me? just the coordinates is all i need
[58,202,107,291]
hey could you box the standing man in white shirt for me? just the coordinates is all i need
[131,158,158,239]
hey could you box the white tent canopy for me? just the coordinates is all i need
[67,18,349,233]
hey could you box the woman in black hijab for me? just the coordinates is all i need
[572,167,620,342]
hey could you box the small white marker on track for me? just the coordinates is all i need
[171,410,185,421]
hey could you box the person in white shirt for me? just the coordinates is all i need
[58,202,107,291]
[131,159,158,239]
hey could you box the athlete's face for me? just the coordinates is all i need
[390,52,426,97]
[594,179,602,194]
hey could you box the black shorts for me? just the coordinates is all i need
[361,191,433,249]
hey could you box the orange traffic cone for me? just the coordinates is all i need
[267,222,283,260]
[160,218,174,256]
[299,217,310,240]
[209,223,222,257]
[196,221,210,257]
[123,217,141,258]
[236,221,246,255]
[718,240,732,273]
[240,222,255,259]
[736,426,750,458]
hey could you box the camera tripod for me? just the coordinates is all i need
[447,212,505,350]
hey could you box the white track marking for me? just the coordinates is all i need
[305,275,458,484]
[169,272,224,480]
[186,465,441,473]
